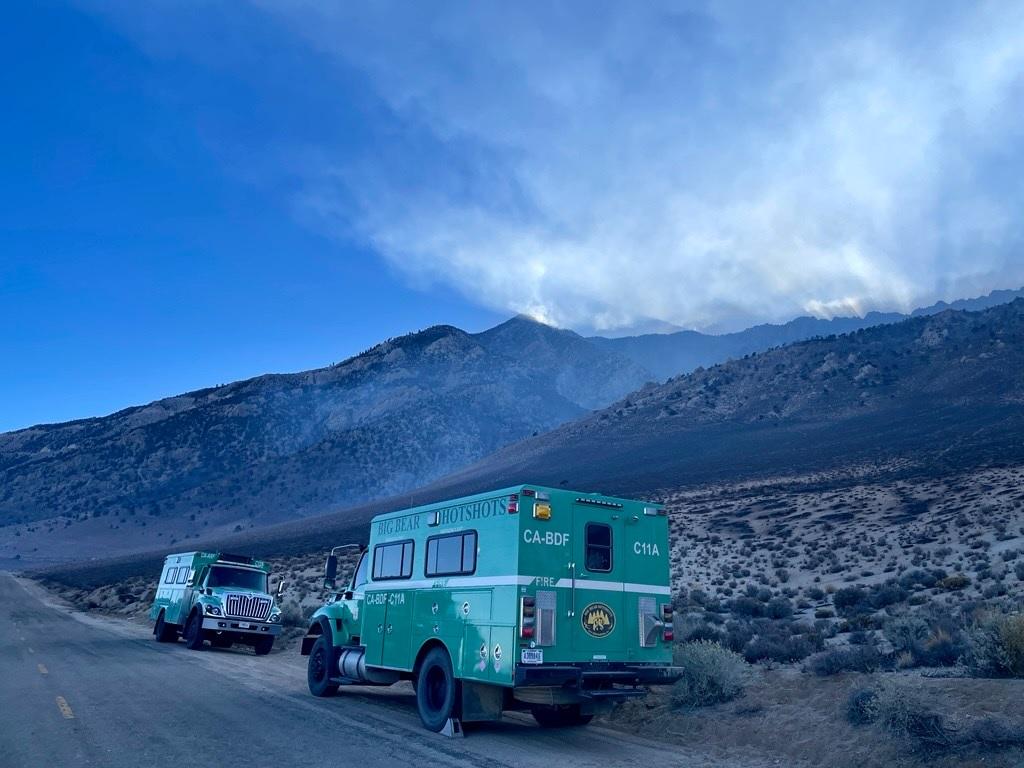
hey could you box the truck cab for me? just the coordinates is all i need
[301,486,679,732]
[150,551,284,655]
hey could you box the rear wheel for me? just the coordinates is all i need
[307,635,339,697]
[183,610,205,650]
[253,636,274,656]
[416,647,460,732]
[531,704,593,728]
[153,611,177,643]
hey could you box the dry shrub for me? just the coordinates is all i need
[938,573,971,591]
[849,682,950,754]
[671,641,748,708]
[848,681,1024,756]
[970,612,1024,677]
[807,645,884,676]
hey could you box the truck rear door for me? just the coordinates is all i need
[570,501,625,656]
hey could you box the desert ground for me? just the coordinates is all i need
[37,463,1024,767]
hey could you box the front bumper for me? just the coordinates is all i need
[202,617,282,636]
[514,662,682,689]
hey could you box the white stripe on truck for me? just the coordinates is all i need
[365,575,670,595]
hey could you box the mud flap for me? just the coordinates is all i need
[460,680,504,722]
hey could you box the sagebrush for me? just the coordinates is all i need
[671,641,748,707]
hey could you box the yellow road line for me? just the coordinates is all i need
[55,696,74,719]
[38,663,49,675]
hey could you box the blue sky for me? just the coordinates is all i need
[2,1,1023,432]
[0,1,504,432]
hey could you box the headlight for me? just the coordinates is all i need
[269,612,281,623]
[204,604,222,616]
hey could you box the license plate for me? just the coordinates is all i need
[521,649,543,665]
[242,623,256,630]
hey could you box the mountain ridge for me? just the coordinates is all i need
[5,289,1023,569]
[30,298,1024,586]
[591,287,1024,379]
[0,319,651,566]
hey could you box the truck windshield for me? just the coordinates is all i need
[207,566,267,592]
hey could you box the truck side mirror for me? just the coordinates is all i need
[324,555,338,589]
[276,579,286,597]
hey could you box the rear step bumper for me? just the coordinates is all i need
[514,663,682,689]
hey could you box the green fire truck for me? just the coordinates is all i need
[301,485,679,732]
[150,551,285,654]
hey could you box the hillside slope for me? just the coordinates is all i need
[0,325,592,563]
[0,314,658,566]
[447,298,1024,494]
[477,315,653,409]
[42,299,1024,586]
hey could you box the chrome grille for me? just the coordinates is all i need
[224,593,272,621]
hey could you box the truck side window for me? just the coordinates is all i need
[165,567,178,584]
[351,552,369,589]
[372,540,414,580]
[585,523,613,572]
[176,568,190,585]
[425,531,477,577]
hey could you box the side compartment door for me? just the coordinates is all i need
[380,589,413,670]
[362,592,387,665]
[571,504,625,655]
[364,539,414,668]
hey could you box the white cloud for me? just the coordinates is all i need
[263,2,1024,330]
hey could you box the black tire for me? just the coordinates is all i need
[531,704,594,728]
[416,647,460,732]
[307,634,339,697]
[183,610,205,650]
[153,611,177,643]
[253,636,274,656]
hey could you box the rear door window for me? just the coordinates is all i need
[585,523,613,572]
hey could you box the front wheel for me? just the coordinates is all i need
[253,636,274,656]
[183,610,205,650]
[531,704,594,728]
[307,635,339,697]
[416,647,460,732]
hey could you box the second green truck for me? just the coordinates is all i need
[150,551,284,654]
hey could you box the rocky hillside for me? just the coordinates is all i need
[38,300,1024,588]
[477,315,651,409]
[0,318,652,565]
[444,298,1024,494]
[593,287,1024,380]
